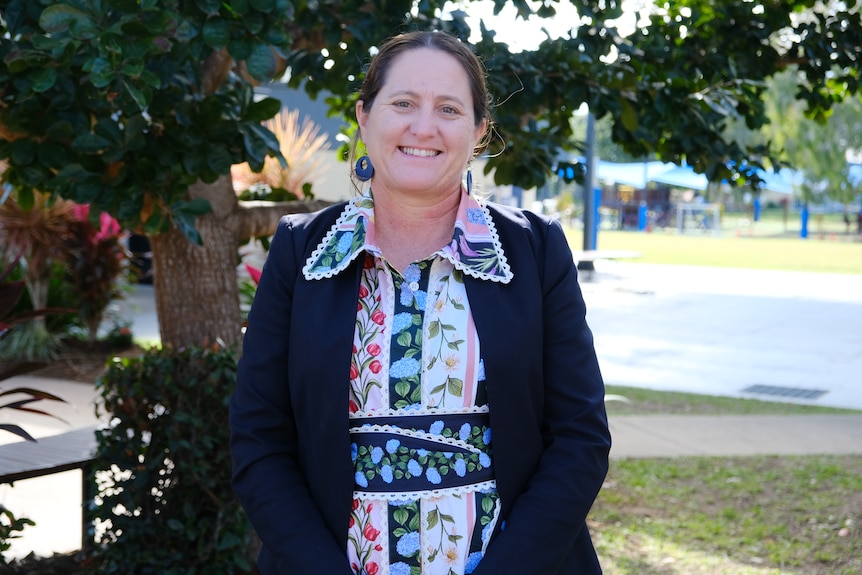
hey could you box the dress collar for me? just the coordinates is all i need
[302,190,513,283]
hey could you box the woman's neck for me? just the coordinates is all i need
[371,186,461,273]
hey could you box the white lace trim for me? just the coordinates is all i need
[349,405,489,420]
[301,198,365,281]
[439,199,513,284]
[349,424,484,454]
[301,195,514,284]
[353,480,497,502]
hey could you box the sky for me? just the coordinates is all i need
[450,0,653,51]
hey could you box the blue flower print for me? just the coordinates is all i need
[407,459,422,476]
[354,470,368,488]
[479,453,491,468]
[454,458,467,477]
[481,521,493,543]
[391,563,411,575]
[371,446,384,464]
[403,263,421,283]
[396,531,420,556]
[351,443,358,461]
[336,231,353,254]
[466,208,486,225]
[483,428,492,445]
[416,449,428,458]
[381,465,393,484]
[459,422,472,441]
[399,283,428,309]
[390,357,420,379]
[429,420,445,435]
[478,358,486,381]
[426,467,442,484]
[392,312,413,334]
[386,439,401,454]
[465,551,484,573]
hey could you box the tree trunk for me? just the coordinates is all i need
[147,175,332,350]
[150,177,242,350]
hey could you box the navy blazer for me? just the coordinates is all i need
[230,200,611,574]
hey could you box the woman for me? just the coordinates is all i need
[230,30,611,575]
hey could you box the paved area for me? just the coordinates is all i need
[1,262,861,560]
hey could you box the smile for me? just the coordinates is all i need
[399,147,440,157]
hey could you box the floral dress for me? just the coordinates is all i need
[302,190,514,575]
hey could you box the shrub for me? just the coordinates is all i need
[89,345,253,575]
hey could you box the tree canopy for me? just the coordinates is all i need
[1,0,861,346]
[3,1,861,215]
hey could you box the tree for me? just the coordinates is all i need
[1,0,861,348]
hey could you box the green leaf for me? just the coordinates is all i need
[72,133,112,153]
[30,68,58,92]
[426,508,439,529]
[202,19,230,48]
[39,4,96,37]
[124,81,150,110]
[244,43,278,82]
[173,198,212,217]
[87,57,114,88]
[249,0,276,11]
[447,378,463,397]
[245,97,282,123]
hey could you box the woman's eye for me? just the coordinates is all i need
[441,106,458,115]
[394,101,411,108]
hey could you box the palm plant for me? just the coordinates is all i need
[0,189,79,361]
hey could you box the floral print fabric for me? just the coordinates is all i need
[302,191,509,575]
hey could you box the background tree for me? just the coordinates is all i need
[1,0,860,348]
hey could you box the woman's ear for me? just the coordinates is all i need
[356,100,367,132]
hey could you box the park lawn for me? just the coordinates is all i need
[563,228,862,275]
[591,455,862,575]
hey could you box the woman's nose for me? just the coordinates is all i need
[409,108,436,137]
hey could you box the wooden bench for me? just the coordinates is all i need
[0,425,98,551]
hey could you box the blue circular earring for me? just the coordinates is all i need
[355,155,374,182]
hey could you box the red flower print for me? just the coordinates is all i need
[366,503,373,513]
[349,400,359,413]
[369,360,382,374]
[357,302,362,311]
[371,310,385,325]
[349,516,355,528]
[365,561,379,575]
[366,343,381,356]
[363,524,380,542]
[352,499,360,511]
[359,285,369,298]
[375,544,382,551]
[350,363,359,380]
[364,255,374,269]
[352,562,359,572]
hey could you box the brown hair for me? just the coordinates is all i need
[350,31,493,186]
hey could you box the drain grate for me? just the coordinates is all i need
[741,384,828,400]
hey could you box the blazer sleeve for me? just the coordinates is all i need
[472,217,611,575]
[229,217,353,575]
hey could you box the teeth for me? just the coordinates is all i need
[401,147,438,157]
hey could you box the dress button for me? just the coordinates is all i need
[409,281,420,292]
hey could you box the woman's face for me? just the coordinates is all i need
[356,47,487,201]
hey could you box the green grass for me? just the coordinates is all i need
[591,455,862,574]
[605,385,861,416]
[564,217,862,275]
[597,387,861,573]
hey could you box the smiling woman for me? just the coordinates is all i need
[229,30,610,575]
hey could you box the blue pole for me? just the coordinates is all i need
[638,202,648,231]
[589,187,600,250]
[753,197,761,222]
[800,204,809,239]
